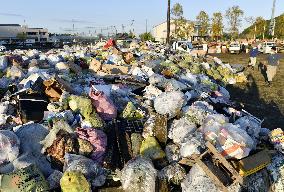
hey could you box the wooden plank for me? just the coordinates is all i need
[206,142,243,184]
[196,158,229,192]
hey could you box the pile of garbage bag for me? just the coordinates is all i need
[0,40,282,191]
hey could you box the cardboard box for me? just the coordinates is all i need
[102,64,130,75]
[89,59,102,73]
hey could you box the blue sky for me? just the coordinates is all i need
[0,0,283,35]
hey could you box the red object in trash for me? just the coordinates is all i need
[103,39,116,49]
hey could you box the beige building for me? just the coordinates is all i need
[152,21,176,43]
[0,24,49,43]
[152,20,212,43]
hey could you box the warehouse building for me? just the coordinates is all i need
[0,24,49,44]
[152,20,212,43]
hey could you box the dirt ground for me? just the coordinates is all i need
[209,52,284,129]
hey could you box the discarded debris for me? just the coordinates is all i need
[0,40,280,191]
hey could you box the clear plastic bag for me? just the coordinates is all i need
[64,154,106,187]
[169,117,197,144]
[121,156,157,192]
[154,91,185,118]
[0,130,20,165]
[184,101,215,126]
[203,123,255,159]
[234,116,261,141]
[158,163,186,185]
[181,164,219,192]
[0,56,8,70]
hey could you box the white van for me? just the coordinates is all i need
[261,42,276,54]
[229,43,241,54]
[172,41,193,52]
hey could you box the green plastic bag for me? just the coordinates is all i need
[60,171,91,192]
[0,164,49,192]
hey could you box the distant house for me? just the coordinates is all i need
[152,20,212,43]
[0,24,49,43]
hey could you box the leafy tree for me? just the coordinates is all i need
[171,3,183,18]
[274,14,284,38]
[171,3,184,37]
[242,16,267,39]
[173,17,194,40]
[225,6,244,38]
[196,11,209,36]
[129,30,136,39]
[139,32,155,41]
[16,32,27,43]
[97,33,104,40]
[180,20,194,40]
[255,17,267,38]
[212,12,223,40]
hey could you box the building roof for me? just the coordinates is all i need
[29,28,44,29]
[0,24,21,27]
[153,19,196,29]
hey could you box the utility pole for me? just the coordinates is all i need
[263,25,266,40]
[269,0,276,37]
[146,19,148,33]
[72,19,75,35]
[166,0,171,45]
[122,24,125,33]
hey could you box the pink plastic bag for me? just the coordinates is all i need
[75,127,107,163]
[89,86,117,120]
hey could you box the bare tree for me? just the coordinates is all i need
[225,6,244,38]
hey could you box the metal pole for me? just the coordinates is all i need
[166,0,171,45]
[146,19,148,33]
[269,0,276,37]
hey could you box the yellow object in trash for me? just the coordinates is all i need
[238,150,271,177]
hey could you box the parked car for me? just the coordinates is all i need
[0,45,6,52]
[260,42,277,54]
[229,43,241,54]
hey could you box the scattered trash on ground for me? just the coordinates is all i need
[0,40,282,191]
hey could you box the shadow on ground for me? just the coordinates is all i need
[226,74,284,129]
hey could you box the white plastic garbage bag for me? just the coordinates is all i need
[168,117,197,144]
[56,62,70,72]
[0,101,9,114]
[202,123,255,159]
[143,85,162,100]
[180,132,205,158]
[181,164,219,192]
[0,56,8,70]
[47,55,61,65]
[0,114,7,125]
[0,130,20,165]
[64,154,106,187]
[121,157,157,192]
[184,101,215,126]
[154,91,185,118]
